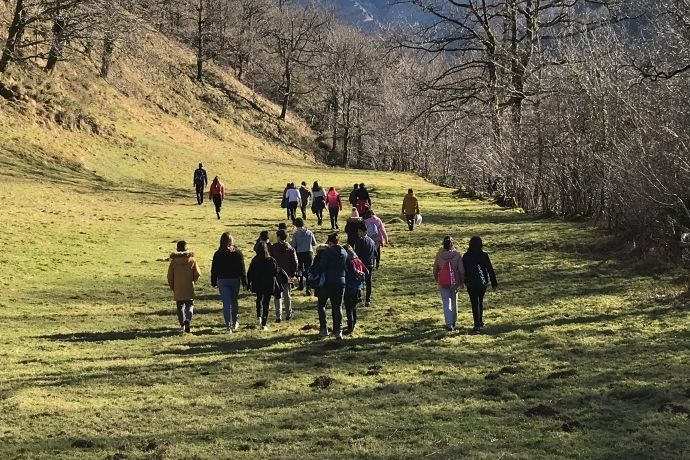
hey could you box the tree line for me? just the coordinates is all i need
[1,0,689,250]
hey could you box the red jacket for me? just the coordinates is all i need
[209,182,224,199]
[326,190,342,210]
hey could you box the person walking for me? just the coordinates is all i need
[299,181,312,219]
[402,188,420,231]
[209,176,225,219]
[343,244,368,335]
[167,240,201,333]
[316,233,349,339]
[291,217,317,295]
[348,183,359,207]
[211,232,247,333]
[362,208,388,269]
[281,183,291,220]
[269,229,298,322]
[311,181,326,226]
[247,241,281,331]
[269,223,288,245]
[354,182,372,215]
[344,207,363,247]
[354,222,376,306]
[254,230,270,254]
[433,236,466,332]
[193,163,208,205]
[462,236,498,333]
[285,183,302,223]
[326,186,343,229]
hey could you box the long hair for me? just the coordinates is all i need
[468,236,483,253]
[312,181,320,192]
[211,176,220,186]
[219,232,234,250]
[256,241,270,258]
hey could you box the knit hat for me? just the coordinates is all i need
[350,207,359,218]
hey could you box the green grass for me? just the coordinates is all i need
[1,161,689,459]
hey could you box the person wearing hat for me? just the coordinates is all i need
[193,163,207,205]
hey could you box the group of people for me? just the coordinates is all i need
[193,163,225,219]
[173,165,498,336]
[167,215,386,338]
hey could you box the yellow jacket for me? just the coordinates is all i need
[402,193,419,215]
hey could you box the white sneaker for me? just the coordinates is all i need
[180,326,185,333]
[224,325,232,334]
[233,321,240,331]
[262,325,268,331]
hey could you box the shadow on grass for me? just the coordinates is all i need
[39,327,181,342]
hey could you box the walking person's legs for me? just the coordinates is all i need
[405,214,415,231]
[440,288,456,330]
[195,183,204,204]
[317,290,329,335]
[467,287,482,330]
[228,278,240,329]
[301,204,307,219]
[329,208,336,229]
[364,269,373,305]
[330,285,345,338]
[218,279,233,331]
[260,293,270,328]
[477,286,487,327]
[213,195,222,219]
[255,293,261,324]
[375,245,381,269]
[344,291,358,332]
[176,301,185,328]
[283,283,293,319]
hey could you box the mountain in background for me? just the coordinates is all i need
[326,0,422,29]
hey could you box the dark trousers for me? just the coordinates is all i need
[467,285,487,327]
[344,290,358,329]
[317,285,344,333]
[314,207,324,225]
[176,299,194,326]
[375,246,381,268]
[195,183,204,204]
[405,214,415,231]
[297,252,313,289]
[300,204,308,219]
[364,267,373,303]
[288,201,298,221]
[212,195,222,214]
[329,208,339,229]
[255,292,271,327]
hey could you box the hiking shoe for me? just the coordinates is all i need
[216,212,220,219]
[305,289,312,296]
[365,301,371,307]
[297,282,304,291]
[286,313,293,321]
[319,327,329,337]
[262,325,268,331]
[183,320,190,333]
[233,321,240,331]
[224,326,233,334]
[180,325,186,333]
[275,317,282,323]
[472,326,481,334]
[335,330,343,340]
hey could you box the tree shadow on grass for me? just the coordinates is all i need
[39,327,181,342]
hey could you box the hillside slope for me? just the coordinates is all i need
[0,18,318,189]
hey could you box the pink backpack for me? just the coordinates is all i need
[438,261,456,289]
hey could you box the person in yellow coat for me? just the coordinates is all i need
[402,189,420,231]
[167,240,201,333]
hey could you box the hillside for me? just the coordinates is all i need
[0,16,319,189]
[1,9,690,460]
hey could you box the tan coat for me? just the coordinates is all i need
[167,251,201,301]
[402,193,419,215]
[432,248,465,287]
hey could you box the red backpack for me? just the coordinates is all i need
[438,261,456,289]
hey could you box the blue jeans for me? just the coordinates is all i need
[440,287,458,327]
[218,278,241,326]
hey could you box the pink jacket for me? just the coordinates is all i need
[209,182,224,198]
[364,215,388,246]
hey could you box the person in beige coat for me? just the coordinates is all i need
[167,240,201,333]
[402,189,420,231]
[432,236,465,332]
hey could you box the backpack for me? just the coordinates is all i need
[438,261,456,289]
[194,169,205,183]
[307,263,325,289]
[366,220,380,241]
[475,263,490,287]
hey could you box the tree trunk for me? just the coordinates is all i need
[100,34,115,79]
[196,0,204,82]
[279,63,291,120]
[45,15,67,73]
[0,0,27,72]
[331,94,338,152]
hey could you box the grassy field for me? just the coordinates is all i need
[1,18,689,458]
[1,151,689,459]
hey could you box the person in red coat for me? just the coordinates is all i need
[209,176,225,219]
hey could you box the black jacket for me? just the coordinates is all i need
[319,245,349,287]
[247,256,280,295]
[211,247,246,286]
[355,188,371,205]
[462,251,497,289]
